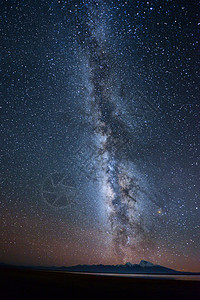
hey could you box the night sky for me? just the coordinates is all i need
[1,0,200,272]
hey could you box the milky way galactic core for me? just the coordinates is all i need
[74,2,161,258]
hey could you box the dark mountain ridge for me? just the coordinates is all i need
[1,260,200,275]
[58,260,200,275]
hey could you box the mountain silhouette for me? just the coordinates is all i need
[59,260,179,274]
[1,261,199,275]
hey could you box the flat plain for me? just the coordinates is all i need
[0,267,199,299]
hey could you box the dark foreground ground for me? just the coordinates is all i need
[0,267,200,300]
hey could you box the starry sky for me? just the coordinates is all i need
[1,0,200,272]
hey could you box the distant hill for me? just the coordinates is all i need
[57,260,199,275]
[1,260,200,275]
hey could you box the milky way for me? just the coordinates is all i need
[74,1,163,258]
